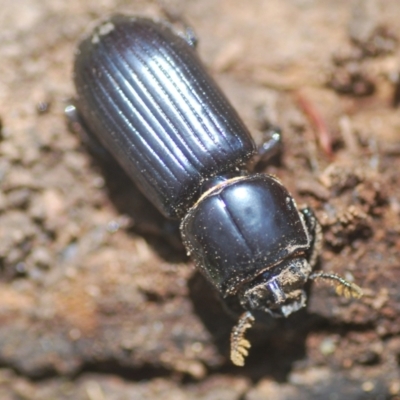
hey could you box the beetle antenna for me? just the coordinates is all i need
[230,311,255,367]
[309,272,363,299]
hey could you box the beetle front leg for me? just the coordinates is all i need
[302,207,363,299]
[300,206,323,269]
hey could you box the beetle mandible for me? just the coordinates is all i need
[68,15,362,366]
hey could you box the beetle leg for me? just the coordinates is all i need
[300,207,323,268]
[302,207,364,299]
[230,311,255,367]
[258,125,283,161]
[159,8,198,48]
[181,24,198,48]
[65,102,113,161]
[300,207,363,298]
[249,125,283,171]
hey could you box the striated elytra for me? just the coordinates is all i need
[73,15,255,220]
[72,15,362,366]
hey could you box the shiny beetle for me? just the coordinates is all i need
[70,15,362,366]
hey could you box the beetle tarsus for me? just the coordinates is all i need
[230,311,255,367]
[309,272,363,299]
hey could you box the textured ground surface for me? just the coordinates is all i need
[1,0,400,398]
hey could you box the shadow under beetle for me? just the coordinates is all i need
[68,14,362,366]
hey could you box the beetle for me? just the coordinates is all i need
[68,14,362,366]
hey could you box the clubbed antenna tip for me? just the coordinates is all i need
[310,272,363,299]
[230,311,255,367]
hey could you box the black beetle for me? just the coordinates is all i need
[68,15,362,366]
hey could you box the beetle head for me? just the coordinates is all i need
[239,257,312,318]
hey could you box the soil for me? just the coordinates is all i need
[1,0,400,398]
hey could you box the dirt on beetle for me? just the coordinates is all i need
[1,0,400,399]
